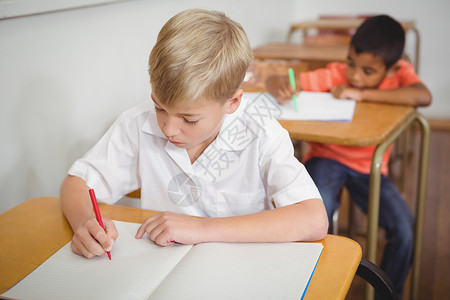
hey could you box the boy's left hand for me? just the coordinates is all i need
[331,84,363,101]
[135,212,206,246]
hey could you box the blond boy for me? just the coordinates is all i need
[61,9,328,259]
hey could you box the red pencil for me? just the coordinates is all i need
[88,188,112,260]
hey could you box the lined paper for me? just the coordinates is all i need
[2,221,193,300]
[244,92,356,122]
[3,221,323,300]
[150,242,323,300]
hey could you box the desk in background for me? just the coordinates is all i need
[278,103,429,298]
[252,43,348,70]
[242,82,429,300]
[247,43,347,91]
[0,197,362,299]
[282,100,429,300]
[287,18,420,72]
[253,18,419,73]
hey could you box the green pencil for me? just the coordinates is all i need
[288,68,298,112]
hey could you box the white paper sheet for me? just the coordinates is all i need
[3,221,323,300]
[2,221,193,300]
[150,242,323,300]
[244,92,356,122]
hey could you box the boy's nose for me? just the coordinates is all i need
[162,117,181,137]
[349,70,359,81]
[348,70,363,87]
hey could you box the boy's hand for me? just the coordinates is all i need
[265,75,298,105]
[331,84,363,101]
[136,212,206,246]
[70,216,118,258]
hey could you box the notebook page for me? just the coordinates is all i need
[244,92,356,122]
[283,91,356,122]
[2,221,193,300]
[150,242,324,300]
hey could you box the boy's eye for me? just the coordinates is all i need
[363,68,376,76]
[183,118,199,126]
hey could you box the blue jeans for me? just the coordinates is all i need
[305,157,414,296]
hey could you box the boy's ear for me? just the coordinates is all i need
[226,89,243,114]
[386,62,401,78]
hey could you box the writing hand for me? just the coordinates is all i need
[70,216,118,258]
[266,75,298,105]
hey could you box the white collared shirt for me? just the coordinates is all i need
[69,94,321,217]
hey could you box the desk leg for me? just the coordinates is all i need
[366,112,420,300]
[365,140,384,300]
[411,114,430,300]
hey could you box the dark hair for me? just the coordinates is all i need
[350,15,405,69]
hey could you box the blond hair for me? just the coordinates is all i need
[148,9,253,107]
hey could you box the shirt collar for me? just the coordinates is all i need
[141,107,166,139]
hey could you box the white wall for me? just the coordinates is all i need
[0,0,448,213]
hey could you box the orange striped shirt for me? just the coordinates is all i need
[301,60,421,175]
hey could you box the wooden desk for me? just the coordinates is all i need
[253,43,348,70]
[280,102,429,300]
[0,197,361,299]
[288,19,416,38]
[287,18,420,72]
[241,75,429,299]
[279,102,414,146]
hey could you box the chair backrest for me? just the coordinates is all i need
[356,258,399,300]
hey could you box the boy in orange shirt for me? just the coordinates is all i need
[266,15,432,296]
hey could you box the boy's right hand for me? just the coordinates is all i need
[70,216,118,258]
[265,75,298,105]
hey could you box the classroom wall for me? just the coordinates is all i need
[0,0,448,213]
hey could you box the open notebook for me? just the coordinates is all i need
[244,91,356,122]
[2,221,323,300]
